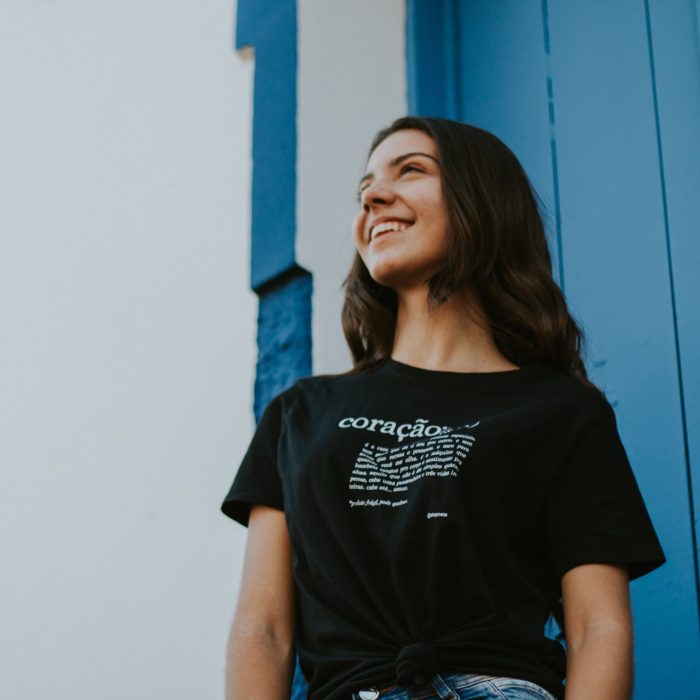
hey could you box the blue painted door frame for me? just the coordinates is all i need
[407,0,700,694]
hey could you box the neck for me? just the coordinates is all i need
[391,287,518,373]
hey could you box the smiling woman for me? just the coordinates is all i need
[343,116,571,373]
[221,116,666,700]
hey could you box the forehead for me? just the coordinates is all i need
[366,129,437,169]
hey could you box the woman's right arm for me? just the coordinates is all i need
[225,504,296,700]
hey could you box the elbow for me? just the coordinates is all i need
[230,613,295,654]
[566,620,633,655]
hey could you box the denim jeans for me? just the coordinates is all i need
[350,671,557,700]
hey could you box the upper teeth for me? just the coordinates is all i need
[371,220,411,240]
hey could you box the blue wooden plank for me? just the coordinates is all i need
[647,0,700,622]
[406,0,460,119]
[545,0,700,692]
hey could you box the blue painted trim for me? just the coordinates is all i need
[643,0,700,629]
[234,0,312,406]
[236,0,298,291]
[254,272,313,420]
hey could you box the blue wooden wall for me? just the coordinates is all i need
[407,0,700,694]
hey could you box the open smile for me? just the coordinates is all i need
[371,224,413,243]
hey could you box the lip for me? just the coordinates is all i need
[371,225,412,244]
[368,216,415,242]
[370,226,404,243]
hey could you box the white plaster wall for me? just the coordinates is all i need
[297,0,407,375]
[0,2,256,698]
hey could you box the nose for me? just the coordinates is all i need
[360,178,396,209]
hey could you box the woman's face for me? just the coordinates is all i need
[352,129,449,293]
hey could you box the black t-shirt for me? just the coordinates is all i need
[221,357,666,700]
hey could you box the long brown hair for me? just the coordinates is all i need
[340,115,600,396]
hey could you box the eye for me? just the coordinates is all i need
[355,164,425,202]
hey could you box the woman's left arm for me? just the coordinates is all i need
[562,563,634,700]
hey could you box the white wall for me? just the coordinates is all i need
[0,2,256,698]
[297,0,407,375]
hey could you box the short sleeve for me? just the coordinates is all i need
[220,390,288,527]
[545,401,666,582]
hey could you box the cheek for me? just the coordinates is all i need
[410,186,448,222]
[351,210,367,246]
[425,194,449,240]
[414,193,448,235]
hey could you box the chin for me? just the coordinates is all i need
[369,250,445,281]
[366,260,401,286]
[367,265,428,291]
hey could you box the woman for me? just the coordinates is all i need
[221,116,666,700]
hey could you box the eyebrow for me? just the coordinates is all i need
[358,151,440,190]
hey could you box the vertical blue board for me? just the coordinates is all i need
[545,1,700,690]
[406,0,700,694]
[236,0,298,291]
[235,0,313,406]
[406,0,461,119]
[646,0,700,620]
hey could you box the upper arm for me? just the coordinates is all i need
[233,504,296,645]
[561,563,633,649]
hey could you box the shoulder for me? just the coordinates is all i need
[273,365,381,421]
[287,363,380,394]
[537,360,609,402]
[529,362,616,433]
[268,371,347,413]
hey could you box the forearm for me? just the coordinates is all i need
[564,625,633,700]
[225,622,295,700]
